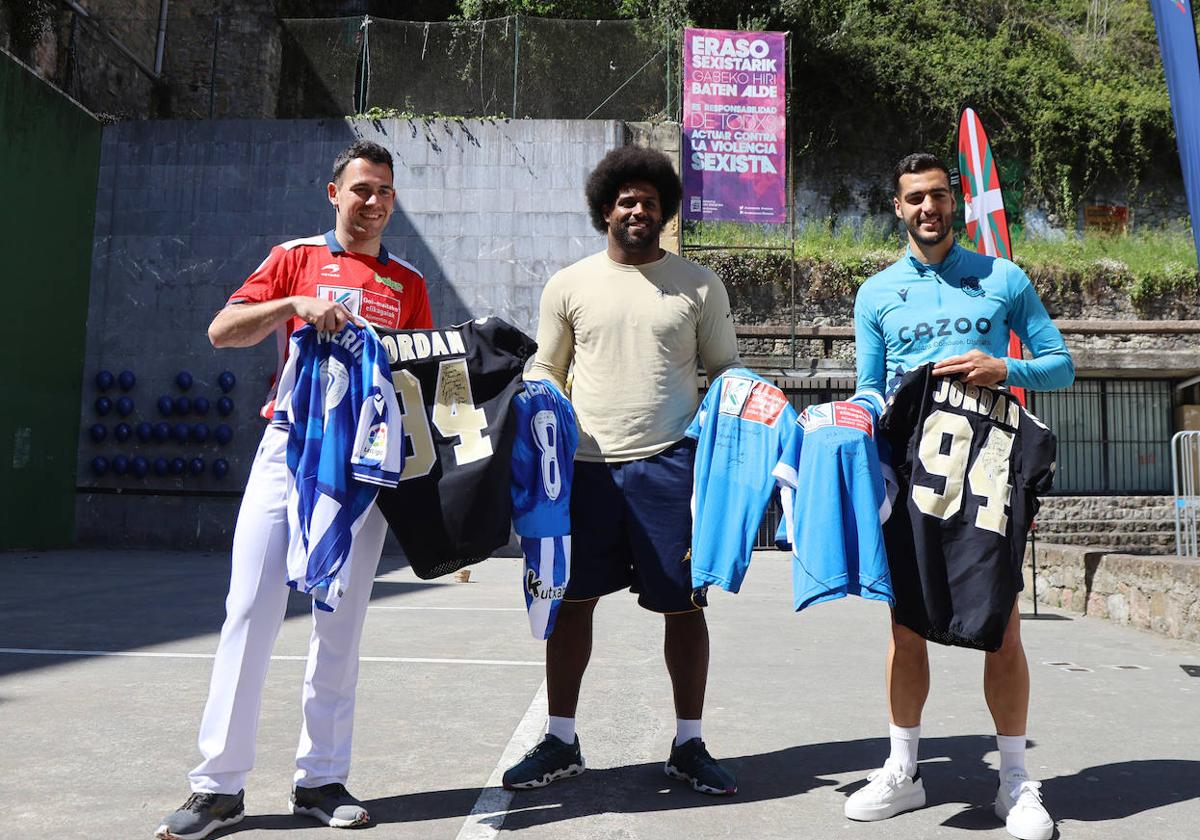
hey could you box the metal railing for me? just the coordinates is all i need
[1172,431,1200,558]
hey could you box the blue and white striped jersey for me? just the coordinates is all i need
[510,379,578,639]
[685,368,798,594]
[273,323,403,611]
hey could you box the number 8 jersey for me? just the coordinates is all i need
[879,363,1056,651]
[374,318,537,579]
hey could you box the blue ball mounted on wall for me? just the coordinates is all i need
[176,371,194,391]
[215,424,233,445]
[131,456,149,478]
[135,421,153,442]
[95,370,115,391]
[192,423,210,443]
[172,423,190,444]
[216,396,234,416]
[91,456,109,476]
[95,396,113,416]
[118,370,136,391]
[169,457,186,475]
[189,457,205,476]
[89,423,107,443]
[157,395,174,417]
[116,396,135,416]
[218,371,236,393]
[114,423,132,442]
[193,396,211,415]
[212,458,229,479]
[175,395,191,415]
[153,422,171,443]
[153,457,169,476]
[111,455,129,476]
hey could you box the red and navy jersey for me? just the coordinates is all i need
[227,230,433,418]
[879,363,1056,651]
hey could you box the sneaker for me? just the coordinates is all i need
[664,738,737,795]
[154,790,245,840]
[289,783,370,828]
[843,763,926,821]
[995,769,1054,840]
[502,733,586,790]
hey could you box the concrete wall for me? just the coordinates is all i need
[0,50,100,550]
[76,117,618,549]
[1026,543,1200,642]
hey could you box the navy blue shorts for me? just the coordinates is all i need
[565,438,697,613]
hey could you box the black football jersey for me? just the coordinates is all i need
[374,318,536,579]
[879,363,1056,651]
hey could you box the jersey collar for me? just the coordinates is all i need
[324,229,391,266]
[905,240,962,275]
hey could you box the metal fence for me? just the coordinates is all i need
[280,15,672,119]
[1172,431,1200,557]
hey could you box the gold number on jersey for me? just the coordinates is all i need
[431,359,492,466]
[391,369,436,479]
[913,409,1014,535]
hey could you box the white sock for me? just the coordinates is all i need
[675,718,702,746]
[887,723,921,778]
[546,715,576,744]
[997,733,1027,778]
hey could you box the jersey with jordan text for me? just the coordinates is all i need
[854,243,1072,397]
[272,322,403,611]
[772,392,895,612]
[373,317,537,579]
[227,230,432,418]
[879,363,1056,651]
[510,379,578,639]
[685,368,798,594]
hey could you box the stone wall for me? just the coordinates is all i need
[1026,543,1200,642]
[76,116,619,549]
[1033,496,1177,551]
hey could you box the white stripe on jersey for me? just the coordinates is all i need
[278,234,328,250]
[386,253,424,278]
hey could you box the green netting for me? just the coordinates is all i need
[280,15,671,120]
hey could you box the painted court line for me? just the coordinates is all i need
[369,605,525,611]
[0,648,540,666]
[455,678,548,840]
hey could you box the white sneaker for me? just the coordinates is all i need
[995,769,1054,840]
[843,762,927,821]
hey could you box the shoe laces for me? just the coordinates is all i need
[182,792,220,812]
[1010,779,1044,810]
[865,764,911,791]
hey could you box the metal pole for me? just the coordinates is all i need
[787,31,797,370]
[154,0,169,77]
[358,16,373,113]
[208,15,220,119]
[1030,525,1039,616]
[511,15,520,118]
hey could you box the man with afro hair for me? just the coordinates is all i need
[503,145,742,796]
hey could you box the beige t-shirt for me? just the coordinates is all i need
[527,250,741,462]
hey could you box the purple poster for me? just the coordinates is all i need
[682,28,787,223]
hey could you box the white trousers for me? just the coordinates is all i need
[188,424,388,793]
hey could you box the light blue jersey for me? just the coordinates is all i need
[273,323,403,611]
[510,379,578,639]
[773,392,895,612]
[686,368,798,594]
[854,243,1074,396]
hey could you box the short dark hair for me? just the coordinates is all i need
[893,153,950,195]
[331,140,394,183]
[585,146,682,232]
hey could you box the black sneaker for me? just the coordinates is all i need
[502,734,586,790]
[665,738,737,795]
[154,790,245,840]
[289,783,370,828]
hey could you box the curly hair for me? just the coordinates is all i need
[584,146,682,233]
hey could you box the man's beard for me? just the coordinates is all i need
[612,217,662,250]
[906,213,951,246]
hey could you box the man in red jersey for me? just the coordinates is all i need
[155,140,432,840]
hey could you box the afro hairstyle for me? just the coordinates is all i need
[584,146,682,233]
